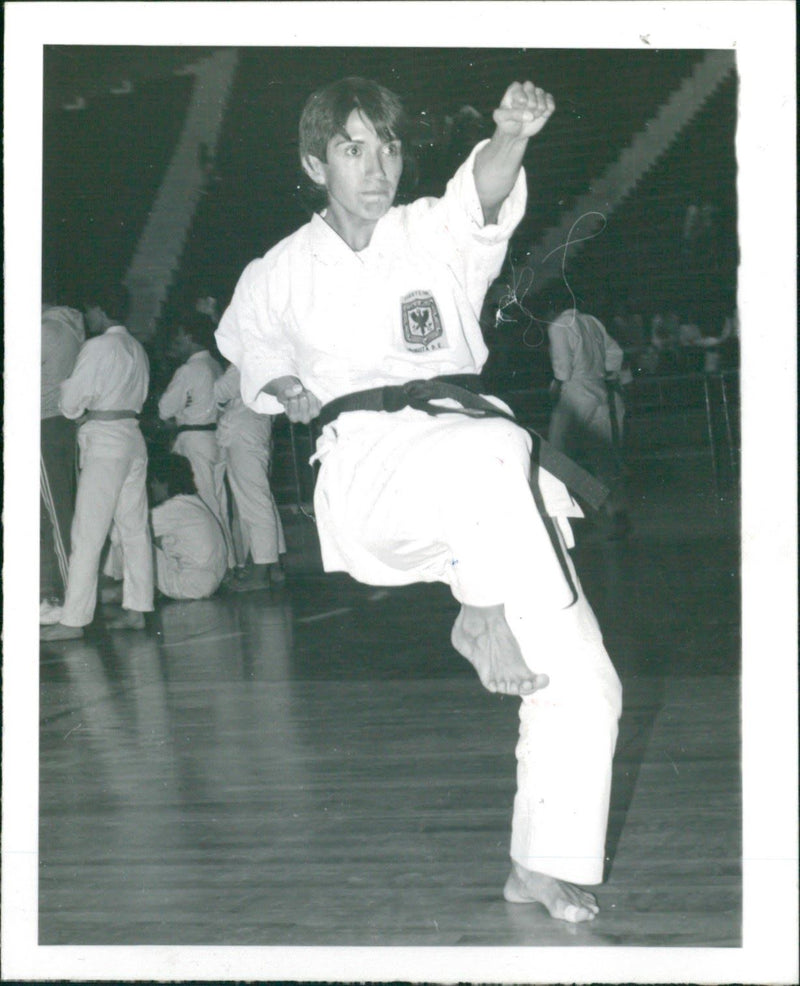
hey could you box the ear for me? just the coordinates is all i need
[302,154,327,187]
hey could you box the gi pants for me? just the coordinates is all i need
[222,437,286,565]
[61,420,153,627]
[315,409,622,885]
[173,430,235,566]
[549,378,627,514]
[40,416,78,599]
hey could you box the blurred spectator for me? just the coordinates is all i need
[158,310,235,567]
[40,282,153,640]
[148,452,228,600]
[215,364,286,591]
[547,305,630,538]
[40,290,86,623]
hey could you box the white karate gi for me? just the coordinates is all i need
[151,494,228,600]
[215,365,286,565]
[158,350,234,565]
[58,325,154,626]
[548,308,625,453]
[217,142,622,885]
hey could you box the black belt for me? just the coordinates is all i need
[176,423,217,433]
[83,410,139,422]
[316,375,610,512]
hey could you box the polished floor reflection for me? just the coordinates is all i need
[39,459,741,946]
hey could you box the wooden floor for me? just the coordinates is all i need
[38,460,741,948]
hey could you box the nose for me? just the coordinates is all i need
[364,147,386,179]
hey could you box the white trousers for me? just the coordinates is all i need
[172,431,235,566]
[222,440,286,565]
[154,548,223,600]
[315,410,622,885]
[62,420,154,627]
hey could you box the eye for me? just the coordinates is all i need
[344,144,361,157]
[383,141,402,157]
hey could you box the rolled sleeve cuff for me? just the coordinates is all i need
[240,363,292,416]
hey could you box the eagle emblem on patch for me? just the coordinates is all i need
[401,291,444,351]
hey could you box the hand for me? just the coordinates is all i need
[272,376,322,424]
[493,81,555,140]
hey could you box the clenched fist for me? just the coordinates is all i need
[493,81,555,140]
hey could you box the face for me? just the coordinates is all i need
[304,108,403,247]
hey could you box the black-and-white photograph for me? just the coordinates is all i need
[3,3,797,983]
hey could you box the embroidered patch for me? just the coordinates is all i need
[401,291,444,351]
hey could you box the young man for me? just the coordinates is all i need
[40,284,154,640]
[158,310,235,567]
[216,77,622,923]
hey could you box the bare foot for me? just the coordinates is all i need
[451,604,549,696]
[504,863,599,922]
[105,609,146,630]
[40,622,83,641]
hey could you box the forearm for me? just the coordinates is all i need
[474,133,529,225]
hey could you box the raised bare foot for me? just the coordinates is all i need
[504,863,599,922]
[451,604,549,696]
[40,622,83,641]
[105,609,146,630]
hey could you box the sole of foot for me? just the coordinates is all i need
[40,623,84,641]
[503,868,599,923]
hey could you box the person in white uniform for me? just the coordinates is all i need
[40,295,85,622]
[215,363,286,590]
[216,76,622,923]
[158,311,235,567]
[148,452,228,600]
[547,303,629,536]
[41,284,154,640]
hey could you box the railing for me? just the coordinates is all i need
[268,369,740,518]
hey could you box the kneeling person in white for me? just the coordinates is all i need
[41,285,154,640]
[148,452,228,600]
[216,77,622,923]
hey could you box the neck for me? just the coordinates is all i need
[322,209,377,253]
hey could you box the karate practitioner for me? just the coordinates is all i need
[148,452,228,600]
[40,296,85,623]
[158,311,235,567]
[215,363,286,590]
[216,76,622,923]
[547,304,629,536]
[41,284,154,640]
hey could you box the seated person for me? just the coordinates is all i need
[148,451,228,600]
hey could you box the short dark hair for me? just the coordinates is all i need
[148,451,197,498]
[177,309,219,353]
[83,281,130,323]
[299,76,407,164]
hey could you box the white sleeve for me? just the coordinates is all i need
[404,140,527,316]
[59,339,102,418]
[216,259,296,415]
[158,364,189,420]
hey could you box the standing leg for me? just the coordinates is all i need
[106,447,153,628]
[54,454,127,629]
[226,441,286,588]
